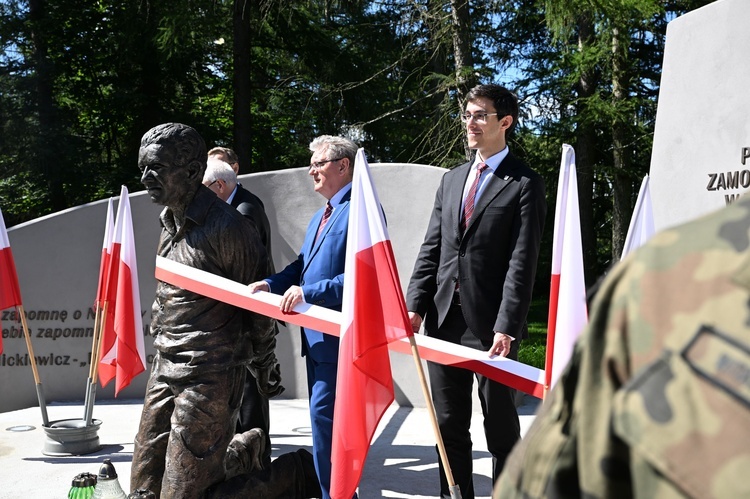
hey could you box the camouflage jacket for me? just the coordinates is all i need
[494,194,750,498]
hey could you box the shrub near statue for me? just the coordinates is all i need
[129,123,320,499]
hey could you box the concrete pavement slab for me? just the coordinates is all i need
[0,396,539,498]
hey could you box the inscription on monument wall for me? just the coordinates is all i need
[706,147,750,205]
[0,306,153,370]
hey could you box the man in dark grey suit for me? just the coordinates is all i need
[203,157,282,469]
[203,157,273,262]
[406,84,547,499]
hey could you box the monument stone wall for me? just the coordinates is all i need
[1,163,445,414]
[650,0,750,230]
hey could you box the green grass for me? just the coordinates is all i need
[518,298,548,369]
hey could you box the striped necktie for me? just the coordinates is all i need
[316,202,333,242]
[460,162,488,234]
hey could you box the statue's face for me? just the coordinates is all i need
[138,142,193,208]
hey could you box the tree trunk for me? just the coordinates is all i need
[575,14,597,285]
[29,0,66,211]
[449,0,474,160]
[234,0,253,173]
[426,0,448,82]
[134,14,162,160]
[450,0,474,96]
[611,27,632,260]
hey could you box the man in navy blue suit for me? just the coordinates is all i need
[249,135,358,499]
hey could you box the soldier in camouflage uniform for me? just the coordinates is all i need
[494,194,750,499]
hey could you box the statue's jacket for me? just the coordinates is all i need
[151,185,274,380]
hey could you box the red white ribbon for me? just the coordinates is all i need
[154,256,545,397]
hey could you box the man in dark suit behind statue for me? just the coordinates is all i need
[202,156,282,469]
[203,153,273,259]
[130,123,314,498]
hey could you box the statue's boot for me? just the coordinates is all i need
[207,449,322,498]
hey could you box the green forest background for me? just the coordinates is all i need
[0,1,713,342]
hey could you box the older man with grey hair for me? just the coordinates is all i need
[203,157,273,264]
[203,158,238,202]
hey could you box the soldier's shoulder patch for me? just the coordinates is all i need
[612,324,750,499]
[682,324,750,408]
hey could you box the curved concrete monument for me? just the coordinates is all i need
[1,164,445,414]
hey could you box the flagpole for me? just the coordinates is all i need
[16,304,50,426]
[85,195,115,424]
[83,303,104,425]
[83,303,102,421]
[84,301,108,426]
[408,335,462,499]
[544,299,565,399]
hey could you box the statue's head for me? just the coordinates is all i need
[138,123,207,208]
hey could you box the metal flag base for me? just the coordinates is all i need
[42,418,102,456]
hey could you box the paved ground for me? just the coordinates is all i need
[0,396,540,498]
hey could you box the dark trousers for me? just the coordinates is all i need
[236,368,272,468]
[427,304,521,499]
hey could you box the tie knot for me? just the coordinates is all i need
[321,202,333,224]
[477,162,488,173]
[316,202,334,241]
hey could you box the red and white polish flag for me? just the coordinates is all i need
[98,187,145,394]
[545,144,588,390]
[0,206,23,355]
[95,198,118,387]
[330,149,414,499]
[95,198,115,308]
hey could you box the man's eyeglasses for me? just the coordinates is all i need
[308,157,345,172]
[460,112,499,124]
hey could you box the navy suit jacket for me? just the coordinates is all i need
[265,190,350,362]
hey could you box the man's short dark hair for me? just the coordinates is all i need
[141,123,207,171]
[208,146,239,165]
[466,84,520,135]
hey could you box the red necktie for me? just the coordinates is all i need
[460,162,488,234]
[316,202,333,242]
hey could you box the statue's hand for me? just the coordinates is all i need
[251,362,285,398]
[224,428,267,479]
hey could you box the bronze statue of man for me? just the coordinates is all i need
[130,123,277,498]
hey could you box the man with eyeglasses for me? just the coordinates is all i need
[407,84,547,499]
[249,135,359,499]
[203,157,273,256]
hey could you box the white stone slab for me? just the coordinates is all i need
[650,0,750,231]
